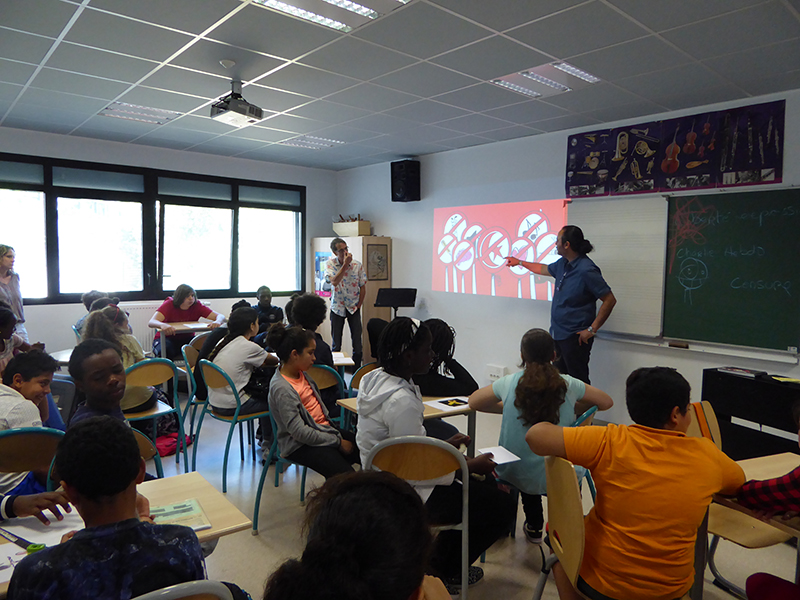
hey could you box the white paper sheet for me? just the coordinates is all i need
[477,446,520,465]
[423,397,469,413]
[1,510,85,548]
[0,544,28,585]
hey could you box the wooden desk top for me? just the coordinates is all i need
[165,321,213,334]
[713,452,800,537]
[337,395,473,419]
[50,348,73,366]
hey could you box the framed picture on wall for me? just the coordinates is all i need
[366,244,389,280]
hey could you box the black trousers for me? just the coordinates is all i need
[330,308,363,367]
[520,492,544,531]
[554,334,594,384]
[284,428,359,479]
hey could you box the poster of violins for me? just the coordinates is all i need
[565,99,784,198]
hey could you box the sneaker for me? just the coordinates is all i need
[443,566,484,594]
[523,521,543,544]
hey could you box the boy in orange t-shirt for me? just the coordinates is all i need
[527,367,745,600]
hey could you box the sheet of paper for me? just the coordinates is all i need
[477,446,520,465]
[423,397,469,413]
[183,322,208,329]
[1,510,85,548]
[0,544,29,585]
[332,352,346,359]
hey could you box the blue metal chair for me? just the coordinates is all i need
[72,325,81,344]
[124,358,189,472]
[180,344,204,439]
[195,359,270,493]
[132,428,164,478]
[0,427,65,491]
[307,364,347,429]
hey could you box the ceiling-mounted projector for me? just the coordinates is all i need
[210,80,263,127]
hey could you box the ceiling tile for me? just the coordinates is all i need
[661,2,800,60]
[657,84,747,112]
[542,83,639,113]
[46,42,158,83]
[392,124,467,143]
[0,82,23,106]
[615,63,727,103]
[189,136,267,155]
[64,9,193,62]
[0,59,37,86]
[169,39,286,83]
[533,114,601,132]
[507,2,648,58]
[437,113,514,135]
[258,64,359,98]
[735,69,800,97]
[286,100,369,124]
[3,0,79,37]
[300,37,416,81]
[18,87,109,114]
[73,119,158,142]
[352,3,490,59]
[5,104,89,130]
[371,62,477,97]
[206,4,340,60]
[141,66,227,99]
[478,125,541,142]
[129,136,196,150]
[607,0,771,32]
[168,113,239,134]
[3,115,78,135]
[438,134,493,149]
[434,83,529,112]
[0,28,55,64]
[703,39,800,86]
[118,86,208,113]
[89,0,242,35]
[307,124,381,143]
[428,0,586,33]
[482,100,568,124]
[31,67,131,99]
[133,127,218,146]
[240,85,311,113]
[581,99,666,123]
[362,136,449,155]
[260,114,327,134]
[325,83,419,112]
[346,113,417,134]
[222,125,294,143]
[569,37,692,81]
[383,100,469,124]
[431,35,550,81]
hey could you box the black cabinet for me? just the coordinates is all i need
[701,368,800,460]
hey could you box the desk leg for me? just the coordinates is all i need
[691,510,708,600]
[467,412,476,458]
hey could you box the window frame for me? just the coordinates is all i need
[0,151,306,305]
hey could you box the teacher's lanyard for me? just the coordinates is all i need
[555,263,573,293]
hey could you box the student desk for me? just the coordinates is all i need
[692,452,800,599]
[157,322,213,358]
[337,395,477,457]
[0,472,250,598]
[50,348,72,366]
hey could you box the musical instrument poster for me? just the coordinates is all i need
[565,100,784,198]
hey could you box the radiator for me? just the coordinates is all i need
[123,302,160,352]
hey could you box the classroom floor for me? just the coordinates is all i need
[153,400,799,600]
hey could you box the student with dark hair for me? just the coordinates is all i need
[263,471,449,600]
[3,349,64,430]
[415,318,478,397]
[267,323,358,479]
[527,366,745,600]
[254,286,284,333]
[469,328,612,543]
[74,290,107,334]
[283,292,302,327]
[505,225,616,384]
[68,338,127,426]
[7,416,206,600]
[0,308,41,375]
[289,293,337,414]
[148,284,225,359]
[356,317,515,593]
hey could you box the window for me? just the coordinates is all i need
[0,189,47,298]
[238,207,301,292]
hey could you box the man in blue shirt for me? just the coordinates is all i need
[506,225,616,383]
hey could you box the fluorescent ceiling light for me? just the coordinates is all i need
[281,135,346,149]
[553,62,600,83]
[321,0,379,19]
[491,79,541,98]
[100,102,181,125]
[521,71,570,92]
[252,0,352,32]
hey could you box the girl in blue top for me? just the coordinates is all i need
[468,328,612,543]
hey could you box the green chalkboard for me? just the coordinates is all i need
[664,189,800,351]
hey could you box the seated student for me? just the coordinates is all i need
[356,317,515,592]
[263,471,450,600]
[526,366,745,600]
[0,308,42,376]
[67,338,128,426]
[73,290,107,335]
[283,292,302,327]
[289,293,336,413]
[8,416,206,600]
[469,328,613,544]
[268,324,359,479]
[254,286,284,333]
[148,284,225,360]
[3,350,65,431]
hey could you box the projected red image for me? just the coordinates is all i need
[433,199,568,300]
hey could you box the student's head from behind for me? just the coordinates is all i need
[626,367,692,431]
[257,286,273,307]
[2,349,59,406]
[520,328,556,365]
[88,296,120,313]
[515,329,566,426]
[263,471,432,600]
[291,293,327,331]
[378,317,433,379]
[227,306,259,338]
[68,338,126,409]
[172,284,196,310]
[0,308,17,340]
[231,299,250,313]
[81,290,107,312]
[284,292,302,326]
[84,305,128,339]
[424,318,455,372]
[55,416,144,506]
[267,324,315,369]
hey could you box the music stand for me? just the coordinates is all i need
[375,288,417,319]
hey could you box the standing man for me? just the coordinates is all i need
[505,225,616,383]
[325,238,367,369]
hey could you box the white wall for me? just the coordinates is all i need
[336,89,800,435]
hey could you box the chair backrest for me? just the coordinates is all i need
[349,362,379,393]
[126,358,180,388]
[50,374,77,423]
[190,331,212,351]
[198,359,244,412]
[181,345,199,397]
[365,435,467,484]
[307,365,345,398]
[131,580,234,600]
[571,405,598,428]
[686,401,722,449]
[133,428,158,461]
[72,325,81,344]
[544,455,586,589]
[0,427,65,473]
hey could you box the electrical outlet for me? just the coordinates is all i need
[486,364,507,381]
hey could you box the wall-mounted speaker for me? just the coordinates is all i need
[391,160,420,202]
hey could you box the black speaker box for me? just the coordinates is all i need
[391,160,420,202]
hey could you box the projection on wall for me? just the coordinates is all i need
[433,199,568,300]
